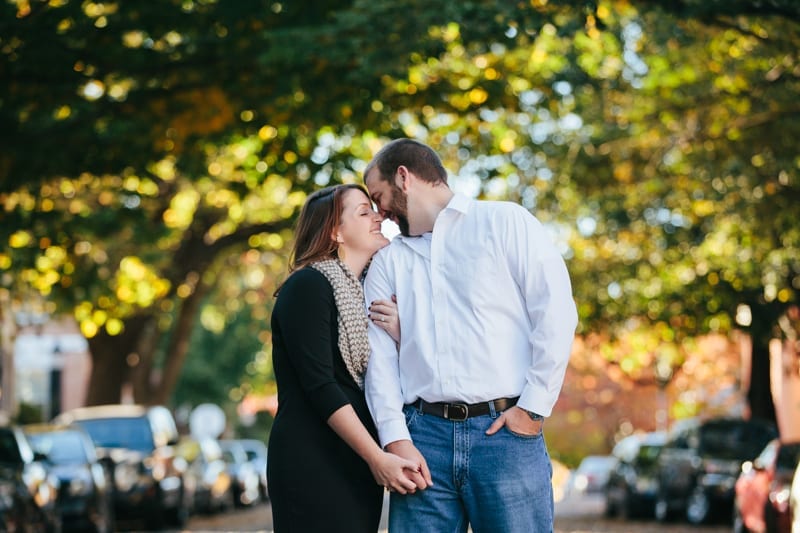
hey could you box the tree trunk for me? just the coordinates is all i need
[150,283,209,406]
[85,281,213,406]
[747,309,778,424]
[85,315,151,406]
[748,332,777,423]
[130,317,161,402]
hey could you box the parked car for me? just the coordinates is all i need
[53,404,191,530]
[570,455,618,495]
[218,439,261,507]
[733,438,800,533]
[0,423,62,532]
[235,439,268,502]
[0,469,24,532]
[654,416,778,525]
[176,436,233,514]
[605,431,666,519]
[24,423,115,532]
[791,458,800,533]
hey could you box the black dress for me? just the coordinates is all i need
[267,267,383,533]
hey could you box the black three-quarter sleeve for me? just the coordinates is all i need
[273,268,350,421]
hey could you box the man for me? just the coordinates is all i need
[363,138,578,532]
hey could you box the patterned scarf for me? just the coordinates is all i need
[310,258,370,389]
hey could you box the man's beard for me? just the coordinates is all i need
[390,184,411,236]
[396,214,410,236]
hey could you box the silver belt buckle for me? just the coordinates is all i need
[445,403,469,421]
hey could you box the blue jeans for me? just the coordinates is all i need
[388,404,554,533]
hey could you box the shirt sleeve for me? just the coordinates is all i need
[363,249,410,447]
[273,268,351,421]
[506,205,578,416]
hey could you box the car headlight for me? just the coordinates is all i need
[35,482,56,507]
[22,463,46,490]
[67,477,92,496]
[573,474,588,492]
[151,463,166,482]
[115,463,139,492]
[635,478,657,492]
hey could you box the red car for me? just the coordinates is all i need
[734,438,800,533]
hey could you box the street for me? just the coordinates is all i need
[182,492,732,533]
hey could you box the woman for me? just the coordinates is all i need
[267,184,419,533]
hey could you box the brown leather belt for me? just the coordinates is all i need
[410,397,520,421]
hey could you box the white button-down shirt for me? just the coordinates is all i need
[364,193,578,447]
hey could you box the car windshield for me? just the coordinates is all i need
[699,421,774,461]
[76,417,154,453]
[636,444,663,466]
[27,431,88,464]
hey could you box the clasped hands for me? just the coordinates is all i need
[369,440,432,495]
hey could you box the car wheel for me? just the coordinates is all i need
[165,489,190,528]
[92,498,115,533]
[603,495,616,518]
[146,509,165,530]
[620,492,637,520]
[46,514,63,533]
[654,493,672,523]
[686,485,711,525]
[166,504,189,528]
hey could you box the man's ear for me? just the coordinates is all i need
[396,165,411,192]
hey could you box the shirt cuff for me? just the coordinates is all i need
[518,386,553,418]
[377,418,411,449]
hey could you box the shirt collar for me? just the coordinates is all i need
[391,193,472,259]
[445,192,472,215]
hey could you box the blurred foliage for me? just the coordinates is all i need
[233,410,274,444]
[171,297,274,410]
[14,401,44,424]
[1,1,798,434]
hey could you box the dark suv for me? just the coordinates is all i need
[0,423,62,532]
[653,416,778,525]
[24,423,115,533]
[53,404,191,530]
[605,431,666,519]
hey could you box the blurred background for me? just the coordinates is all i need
[1,0,799,530]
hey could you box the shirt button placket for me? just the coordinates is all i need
[431,217,452,397]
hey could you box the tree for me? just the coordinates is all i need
[347,0,799,424]
[1,0,796,425]
[563,0,800,422]
[1,0,576,405]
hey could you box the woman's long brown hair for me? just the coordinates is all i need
[275,183,369,295]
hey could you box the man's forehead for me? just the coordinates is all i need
[364,171,384,193]
[364,167,379,182]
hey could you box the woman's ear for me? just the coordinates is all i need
[331,229,343,245]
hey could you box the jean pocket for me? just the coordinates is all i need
[503,425,543,439]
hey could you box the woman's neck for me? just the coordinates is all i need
[339,252,369,279]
